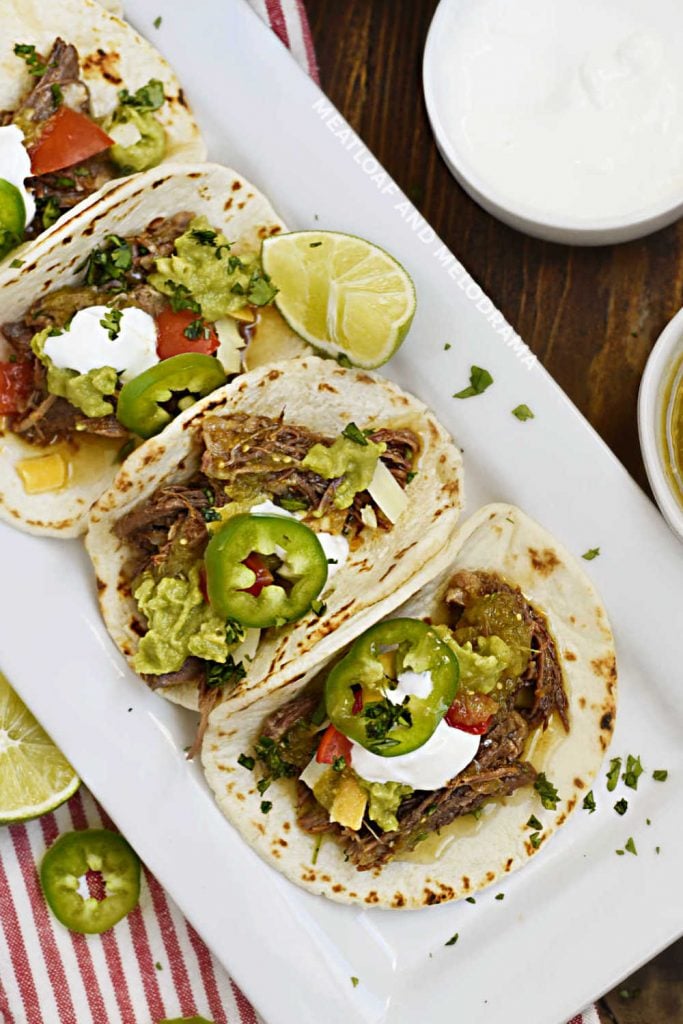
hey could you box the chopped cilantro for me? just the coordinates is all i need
[9,258,24,269]
[614,799,628,816]
[453,365,493,399]
[167,281,201,314]
[205,655,246,689]
[311,835,322,865]
[183,317,211,341]
[254,735,299,783]
[237,753,255,771]
[50,83,63,107]
[582,790,596,813]
[465,897,476,904]
[38,196,61,230]
[362,697,412,751]
[622,754,644,790]
[619,988,641,1000]
[260,800,272,814]
[444,342,452,351]
[203,507,221,523]
[153,15,162,28]
[256,778,270,795]
[512,404,534,421]
[529,832,542,849]
[616,849,624,856]
[342,421,369,446]
[534,772,560,810]
[625,836,637,856]
[526,814,542,830]
[248,273,278,306]
[309,241,323,248]
[100,308,123,340]
[337,353,353,368]
[155,961,163,970]
[406,471,418,483]
[118,78,165,112]
[190,228,218,246]
[81,235,132,288]
[656,846,661,854]
[445,933,459,946]
[332,755,346,773]
[311,599,327,617]
[653,769,668,782]
[646,818,651,826]
[606,757,621,791]
[13,43,50,77]
[582,547,600,561]
[495,893,505,901]
[278,496,308,512]
[351,977,359,987]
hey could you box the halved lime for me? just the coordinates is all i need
[261,231,416,369]
[0,672,79,824]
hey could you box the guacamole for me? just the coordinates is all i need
[133,564,241,674]
[302,435,385,510]
[360,779,413,832]
[31,328,117,418]
[108,107,166,173]
[150,216,277,321]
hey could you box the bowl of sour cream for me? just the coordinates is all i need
[639,308,683,542]
[423,0,683,245]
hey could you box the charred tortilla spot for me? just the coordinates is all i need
[283,821,291,831]
[555,812,567,826]
[332,884,344,894]
[528,547,561,575]
[272,849,281,859]
[461,876,470,890]
[237,201,246,210]
[177,88,188,108]
[96,577,106,592]
[379,563,396,582]
[565,650,577,661]
[129,618,146,638]
[574,777,585,789]
[83,48,122,84]
[232,180,242,191]
[301,869,316,882]
[224,198,233,211]
[566,797,576,812]
[277,838,288,847]
[318,383,338,393]
[423,889,439,905]
[600,711,614,732]
[269,225,282,235]
[364,892,379,905]
[392,893,405,908]
[505,857,513,871]
[578,696,587,709]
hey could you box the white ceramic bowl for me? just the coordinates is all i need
[422,0,683,246]
[638,308,683,542]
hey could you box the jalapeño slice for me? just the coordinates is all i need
[325,618,459,757]
[0,179,26,259]
[116,352,226,438]
[205,513,328,629]
[40,828,140,934]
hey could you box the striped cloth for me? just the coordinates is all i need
[0,3,599,1023]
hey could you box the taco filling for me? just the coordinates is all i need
[0,38,171,254]
[250,569,569,870]
[0,213,277,467]
[116,412,419,745]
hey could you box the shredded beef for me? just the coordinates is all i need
[145,657,206,690]
[14,39,89,125]
[261,693,320,744]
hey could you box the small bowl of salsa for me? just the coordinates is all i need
[639,308,683,542]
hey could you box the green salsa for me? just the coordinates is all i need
[663,355,683,508]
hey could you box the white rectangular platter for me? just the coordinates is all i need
[1,2,682,1023]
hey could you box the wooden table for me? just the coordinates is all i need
[306,3,683,1021]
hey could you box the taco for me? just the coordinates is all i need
[0,161,308,537]
[202,503,617,908]
[85,356,464,747]
[0,0,205,260]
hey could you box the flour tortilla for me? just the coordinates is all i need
[202,503,617,909]
[0,162,307,537]
[1,0,205,190]
[86,355,464,711]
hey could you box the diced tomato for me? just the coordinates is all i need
[155,309,219,360]
[316,724,353,765]
[445,691,498,735]
[241,553,274,597]
[0,362,33,415]
[351,686,363,715]
[29,107,113,176]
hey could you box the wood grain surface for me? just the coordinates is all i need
[305,1,682,1021]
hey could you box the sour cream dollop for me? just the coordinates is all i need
[350,720,480,790]
[0,124,36,226]
[44,306,159,383]
[249,499,349,579]
[385,669,433,704]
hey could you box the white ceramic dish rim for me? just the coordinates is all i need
[422,0,683,245]
[1,3,683,1024]
[638,306,683,541]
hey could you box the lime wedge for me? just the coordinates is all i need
[0,672,79,824]
[261,231,416,368]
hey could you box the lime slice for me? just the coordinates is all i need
[0,673,79,824]
[261,231,416,369]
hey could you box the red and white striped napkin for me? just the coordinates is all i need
[0,4,600,1022]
